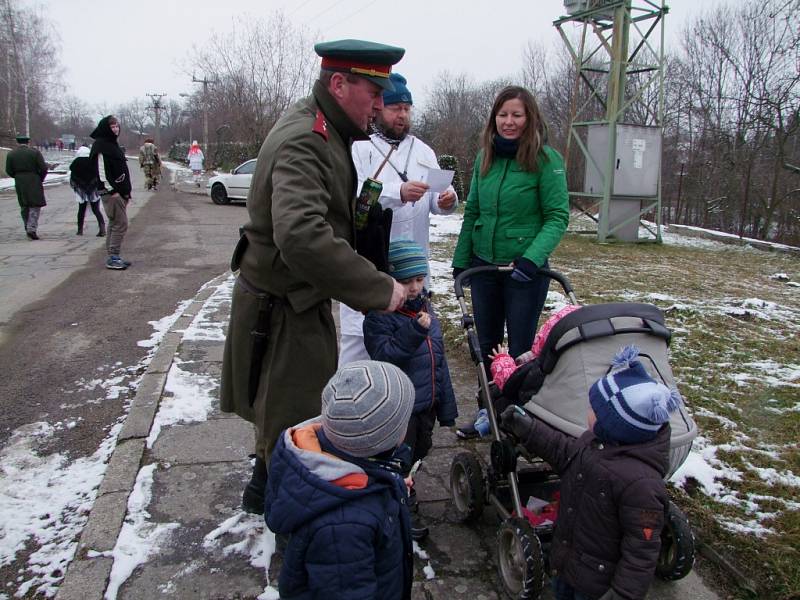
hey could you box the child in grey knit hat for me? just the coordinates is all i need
[265,360,416,600]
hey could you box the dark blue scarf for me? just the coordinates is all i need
[493,134,519,159]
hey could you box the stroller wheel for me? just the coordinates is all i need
[656,500,695,581]
[497,517,545,599]
[449,452,485,522]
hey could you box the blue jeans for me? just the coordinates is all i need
[551,576,595,600]
[469,256,550,377]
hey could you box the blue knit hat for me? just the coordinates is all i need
[589,345,683,445]
[383,73,413,105]
[388,239,427,281]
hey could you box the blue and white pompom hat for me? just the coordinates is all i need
[589,345,683,445]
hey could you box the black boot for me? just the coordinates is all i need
[97,222,106,237]
[242,455,267,515]
[411,516,429,542]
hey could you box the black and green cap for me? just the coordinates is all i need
[315,39,405,91]
[15,133,30,143]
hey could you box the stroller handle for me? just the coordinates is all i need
[454,265,577,303]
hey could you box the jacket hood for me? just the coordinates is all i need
[90,115,117,140]
[266,417,384,535]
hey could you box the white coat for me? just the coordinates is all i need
[339,133,459,364]
[187,150,204,171]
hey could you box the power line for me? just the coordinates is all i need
[306,0,347,24]
[324,0,379,32]
[288,0,315,17]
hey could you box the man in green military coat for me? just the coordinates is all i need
[220,39,407,513]
[5,134,48,240]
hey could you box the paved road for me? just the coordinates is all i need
[0,161,246,592]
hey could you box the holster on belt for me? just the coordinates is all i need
[241,273,281,407]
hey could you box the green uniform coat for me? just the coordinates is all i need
[5,144,48,208]
[221,80,395,462]
[452,145,569,269]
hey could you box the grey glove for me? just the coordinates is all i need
[499,405,534,440]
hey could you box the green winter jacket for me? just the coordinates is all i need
[452,145,569,269]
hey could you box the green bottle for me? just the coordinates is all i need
[354,177,383,230]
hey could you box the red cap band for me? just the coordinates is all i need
[320,57,391,78]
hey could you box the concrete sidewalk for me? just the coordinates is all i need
[54,275,720,600]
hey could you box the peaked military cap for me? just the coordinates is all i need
[315,39,405,91]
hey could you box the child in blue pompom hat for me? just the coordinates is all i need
[500,345,683,600]
[363,239,458,541]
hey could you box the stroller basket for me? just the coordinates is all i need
[522,301,697,479]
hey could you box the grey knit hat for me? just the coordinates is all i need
[321,360,415,457]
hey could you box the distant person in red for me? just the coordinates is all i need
[187,141,204,187]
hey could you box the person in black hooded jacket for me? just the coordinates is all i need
[89,115,132,270]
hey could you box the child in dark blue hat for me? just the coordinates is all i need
[363,239,458,541]
[500,345,683,600]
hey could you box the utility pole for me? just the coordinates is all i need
[192,74,217,169]
[145,92,167,148]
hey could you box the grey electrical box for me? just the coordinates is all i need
[584,124,662,197]
[564,0,616,18]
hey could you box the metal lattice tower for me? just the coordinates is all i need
[555,0,668,242]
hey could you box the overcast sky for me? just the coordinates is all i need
[33,0,727,112]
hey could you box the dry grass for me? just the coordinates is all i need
[430,226,800,600]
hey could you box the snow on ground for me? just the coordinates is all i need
[183,274,235,342]
[0,298,194,597]
[203,511,279,599]
[0,421,121,597]
[145,359,217,448]
[97,464,179,600]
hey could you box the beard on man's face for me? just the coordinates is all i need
[374,115,410,141]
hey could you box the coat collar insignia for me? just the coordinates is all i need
[312,110,329,141]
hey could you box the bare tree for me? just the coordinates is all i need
[0,0,60,139]
[184,11,317,151]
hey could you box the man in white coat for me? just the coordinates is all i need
[340,72,459,365]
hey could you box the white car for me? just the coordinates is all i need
[207,159,256,205]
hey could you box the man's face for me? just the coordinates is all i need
[377,102,411,139]
[336,75,385,131]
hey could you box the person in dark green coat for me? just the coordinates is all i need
[452,86,569,437]
[5,134,48,240]
[220,39,407,514]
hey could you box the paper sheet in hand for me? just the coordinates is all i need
[423,168,455,194]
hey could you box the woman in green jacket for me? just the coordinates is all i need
[452,86,569,431]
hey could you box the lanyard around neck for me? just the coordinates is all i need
[369,137,415,183]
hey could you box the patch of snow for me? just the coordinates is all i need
[102,464,179,600]
[729,361,800,388]
[137,299,193,348]
[0,419,122,598]
[671,436,743,497]
[183,275,235,342]
[429,213,463,242]
[204,513,278,599]
[146,359,217,448]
